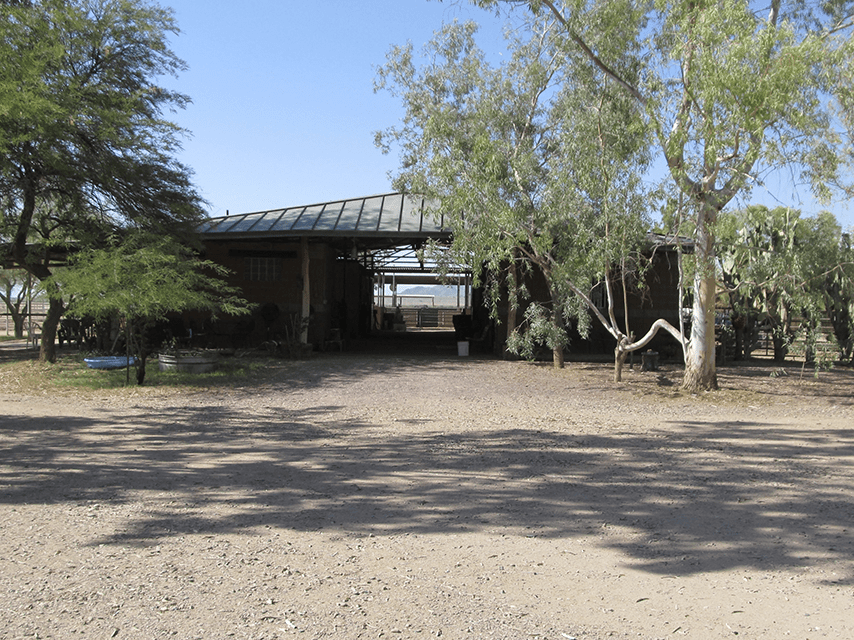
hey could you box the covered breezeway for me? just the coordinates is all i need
[197,192,478,354]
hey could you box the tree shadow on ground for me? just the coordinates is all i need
[717,359,854,405]
[0,342,38,364]
[2,382,853,585]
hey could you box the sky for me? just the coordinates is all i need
[161,0,853,230]
[161,0,504,218]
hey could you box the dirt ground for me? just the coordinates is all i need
[1,339,853,640]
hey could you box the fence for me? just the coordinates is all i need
[716,312,840,362]
[1,310,47,339]
[375,306,464,331]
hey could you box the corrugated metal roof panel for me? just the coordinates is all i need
[337,199,365,231]
[198,193,448,241]
[357,196,383,231]
[269,207,303,232]
[293,204,324,231]
[400,196,427,232]
[315,201,345,231]
[249,210,286,233]
[199,216,241,233]
[377,193,403,232]
[226,212,266,233]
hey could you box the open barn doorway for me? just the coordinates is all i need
[358,244,479,356]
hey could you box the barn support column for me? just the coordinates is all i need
[301,237,310,344]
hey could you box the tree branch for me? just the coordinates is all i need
[621,318,686,352]
[539,0,647,106]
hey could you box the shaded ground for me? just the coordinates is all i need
[1,341,853,639]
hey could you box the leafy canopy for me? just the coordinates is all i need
[472,0,854,205]
[468,0,854,389]
[375,18,654,361]
[0,0,204,252]
[0,0,205,362]
[56,232,250,324]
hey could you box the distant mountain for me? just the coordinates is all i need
[393,284,468,308]
[401,285,462,297]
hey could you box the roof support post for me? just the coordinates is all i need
[301,237,310,344]
[392,274,397,308]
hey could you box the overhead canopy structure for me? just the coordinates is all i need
[197,192,472,344]
[197,192,469,280]
[201,191,451,256]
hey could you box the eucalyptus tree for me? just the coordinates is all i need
[0,0,204,363]
[472,0,854,390]
[376,19,683,378]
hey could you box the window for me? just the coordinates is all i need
[245,256,281,281]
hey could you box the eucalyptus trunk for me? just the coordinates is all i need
[551,289,565,369]
[683,203,719,392]
[552,342,565,368]
[614,342,628,382]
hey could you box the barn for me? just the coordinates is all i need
[196,192,470,351]
[196,192,684,359]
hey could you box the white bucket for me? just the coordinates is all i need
[457,341,469,357]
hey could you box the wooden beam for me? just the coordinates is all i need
[301,237,310,344]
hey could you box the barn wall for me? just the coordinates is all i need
[481,249,683,360]
[199,239,345,349]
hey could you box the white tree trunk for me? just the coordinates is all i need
[683,203,719,391]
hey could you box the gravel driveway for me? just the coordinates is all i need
[2,344,853,639]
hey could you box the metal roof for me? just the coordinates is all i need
[198,193,450,249]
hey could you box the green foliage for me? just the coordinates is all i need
[0,0,204,361]
[375,17,655,366]
[56,232,250,323]
[506,302,570,361]
[54,232,252,384]
[473,0,854,389]
[0,0,201,237]
[717,205,854,364]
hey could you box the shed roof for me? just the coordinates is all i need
[198,192,449,250]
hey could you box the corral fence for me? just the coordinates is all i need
[1,302,48,345]
[374,306,465,331]
[715,309,841,362]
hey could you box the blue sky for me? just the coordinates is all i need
[162,0,502,218]
[162,1,853,229]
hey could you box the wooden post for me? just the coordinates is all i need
[301,237,310,344]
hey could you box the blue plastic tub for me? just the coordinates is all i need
[83,356,137,370]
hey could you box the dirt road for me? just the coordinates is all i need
[1,350,852,639]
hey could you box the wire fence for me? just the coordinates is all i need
[1,307,48,341]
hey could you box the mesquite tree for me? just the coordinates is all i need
[0,0,204,362]
[55,232,251,385]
